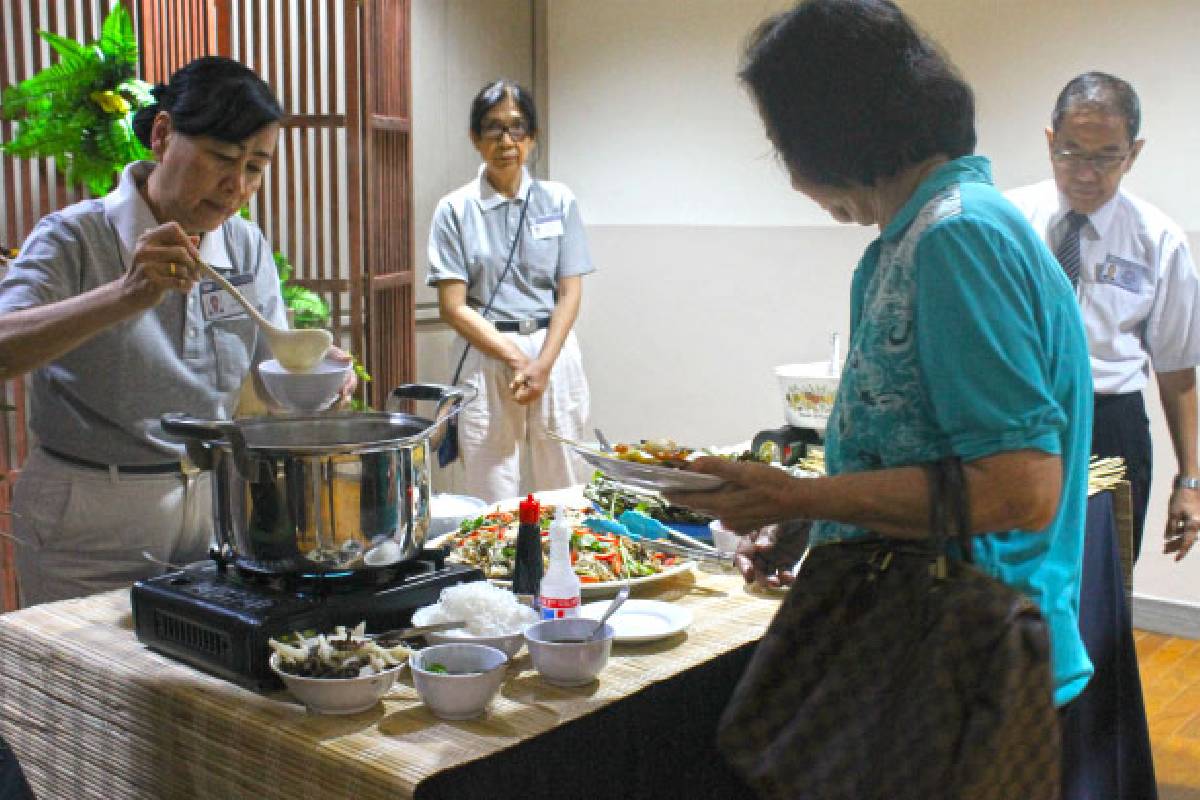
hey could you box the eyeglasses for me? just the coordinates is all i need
[1051,148,1130,173]
[480,119,529,142]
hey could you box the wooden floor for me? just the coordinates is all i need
[1135,630,1200,800]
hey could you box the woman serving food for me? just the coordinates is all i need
[0,56,351,606]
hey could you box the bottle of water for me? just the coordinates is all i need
[539,507,581,620]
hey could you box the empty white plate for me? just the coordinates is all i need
[579,599,693,643]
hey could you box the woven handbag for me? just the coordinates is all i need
[717,457,1061,800]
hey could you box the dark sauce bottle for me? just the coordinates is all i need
[512,493,544,604]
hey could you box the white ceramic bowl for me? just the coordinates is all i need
[409,605,527,658]
[524,618,614,687]
[409,643,508,720]
[269,652,400,715]
[258,356,350,412]
[709,519,742,555]
[774,361,840,431]
[428,493,488,538]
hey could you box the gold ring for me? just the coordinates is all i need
[169,263,177,277]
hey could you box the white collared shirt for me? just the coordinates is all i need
[1006,180,1200,394]
[0,161,285,463]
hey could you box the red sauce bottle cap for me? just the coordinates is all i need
[518,493,541,525]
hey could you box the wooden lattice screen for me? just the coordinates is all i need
[0,0,414,610]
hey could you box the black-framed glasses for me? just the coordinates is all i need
[1051,148,1129,173]
[480,119,529,142]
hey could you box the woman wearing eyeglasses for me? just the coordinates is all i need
[427,79,595,502]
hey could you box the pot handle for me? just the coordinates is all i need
[160,413,230,441]
[160,414,258,481]
[387,383,478,427]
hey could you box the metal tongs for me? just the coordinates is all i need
[651,538,737,569]
[368,620,467,644]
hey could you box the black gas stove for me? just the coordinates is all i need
[131,549,483,689]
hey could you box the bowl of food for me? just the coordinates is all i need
[268,623,410,714]
[428,493,488,539]
[257,355,350,413]
[411,581,538,658]
[409,643,508,720]
[524,618,614,687]
[774,361,840,430]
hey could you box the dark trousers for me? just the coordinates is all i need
[1092,392,1152,561]
[0,736,33,800]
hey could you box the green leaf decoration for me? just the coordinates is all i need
[273,250,331,329]
[1,4,149,197]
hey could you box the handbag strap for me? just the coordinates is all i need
[450,180,535,385]
[926,456,973,569]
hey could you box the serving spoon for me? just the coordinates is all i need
[587,585,630,640]
[197,260,332,372]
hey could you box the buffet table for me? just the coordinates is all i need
[0,562,774,799]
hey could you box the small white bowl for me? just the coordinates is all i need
[269,652,400,715]
[709,520,742,554]
[410,605,528,659]
[524,618,614,687]
[258,356,350,412]
[410,643,508,720]
[428,493,488,538]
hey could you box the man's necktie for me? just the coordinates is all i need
[1055,211,1088,287]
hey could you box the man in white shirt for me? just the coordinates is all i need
[1008,72,1200,564]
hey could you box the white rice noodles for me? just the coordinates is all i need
[418,581,537,636]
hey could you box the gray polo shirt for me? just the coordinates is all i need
[0,161,286,464]
[426,166,594,321]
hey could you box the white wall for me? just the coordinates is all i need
[538,0,1200,615]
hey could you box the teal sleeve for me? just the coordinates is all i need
[915,216,1066,461]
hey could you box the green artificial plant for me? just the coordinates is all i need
[1,5,152,197]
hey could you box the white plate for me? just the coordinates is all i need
[574,448,726,493]
[579,599,693,642]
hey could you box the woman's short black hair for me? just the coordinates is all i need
[739,0,976,187]
[469,79,539,139]
[132,56,284,148]
[1051,72,1141,142]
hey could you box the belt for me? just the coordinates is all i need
[42,446,182,475]
[494,317,551,334]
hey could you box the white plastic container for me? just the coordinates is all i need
[774,361,841,430]
[538,508,581,620]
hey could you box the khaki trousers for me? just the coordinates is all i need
[12,447,214,607]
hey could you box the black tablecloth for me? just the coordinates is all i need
[0,735,33,800]
[416,641,758,800]
[1063,491,1157,800]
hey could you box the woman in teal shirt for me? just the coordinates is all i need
[669,0,1093,795]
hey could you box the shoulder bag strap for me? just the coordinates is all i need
[450,180,535,385]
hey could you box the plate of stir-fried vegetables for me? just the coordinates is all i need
[432,505,694,595]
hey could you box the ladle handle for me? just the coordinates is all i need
[197,261,276,332]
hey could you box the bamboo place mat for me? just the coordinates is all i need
[0,567,781,799]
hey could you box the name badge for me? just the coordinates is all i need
[1094,254,1147,294]
[199,273,256,321]
[530,213,564,240]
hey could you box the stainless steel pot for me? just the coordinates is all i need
[161,384,474,575]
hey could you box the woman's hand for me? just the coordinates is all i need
[326,345,358,406]
[734,521,811,589]
[510,357,550,405]
[666,457,804,533]
[122,222,201,309]
[1164,485,1200,562]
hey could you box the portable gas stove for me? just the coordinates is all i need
[131,548,483,689]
